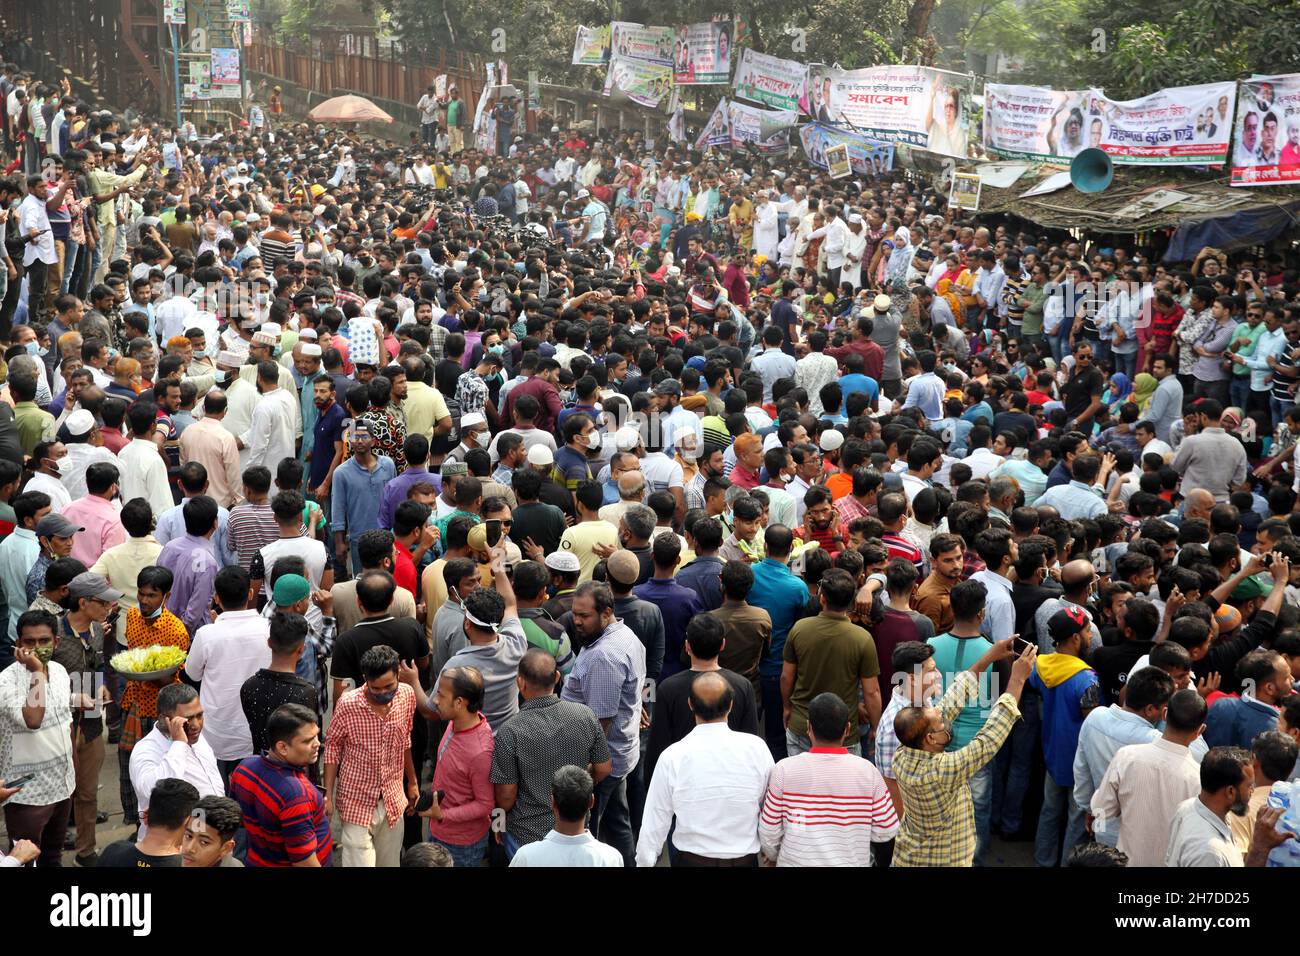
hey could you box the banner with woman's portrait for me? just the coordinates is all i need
[727,102,798,152]
[800,65,971,158]
[672,22,732,85]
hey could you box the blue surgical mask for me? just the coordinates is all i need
[368,686,398,705]
[24,341,39,357]
[489,344,505,356]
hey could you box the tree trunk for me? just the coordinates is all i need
[906,0,937,38]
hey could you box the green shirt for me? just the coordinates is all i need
[927,632,996,749]
[447,99,464,127]
[13,401,54,456]
[782,612,879,739]
[1020,282,1047,335]
[435,508,479,547]
[1229,320,1265,378]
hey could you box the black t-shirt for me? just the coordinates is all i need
[993,410,1038,443]
[97,841,182,867]
[330,616,430,685]
[644,667,760,784]
[511,501,568,555]
[1091,640,1154,704]
[241,669,321,755]
[1063,365,1104,421]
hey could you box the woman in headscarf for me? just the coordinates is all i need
[1131,372,1158,414]
[1104,372,1133,411]
[886,226,914,283]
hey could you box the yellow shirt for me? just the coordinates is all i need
[558,520,619,582]
[403,380,450,441]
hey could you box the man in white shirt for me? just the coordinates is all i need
[635,671,774,866]
[509,765,624,867]
[128,683,224,841]
[183,568,272,784]
[19,172,71,322]
[807,206,850,285]
[118,402,173,519]
[241,359,298,472]
[1090,688,1206,866]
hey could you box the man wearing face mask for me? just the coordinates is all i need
[1027,606,1100,867]
[0,610,77,866]
[442,410,488,466]
[324,644,418,867]
[891,636,1034,867]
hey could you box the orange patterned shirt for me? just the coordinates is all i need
[119,606,190,719]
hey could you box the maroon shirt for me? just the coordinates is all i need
[826,338,885,382]
[502,376,562,435]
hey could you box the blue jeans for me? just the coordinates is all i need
[503,831,522,863]
[992,688,1040,834]
[1034,770,1087,867]
[60,239,81,295]
[592,772,634,867]
[970,762,993,866]
[431,834,488,868]
[1112,349,1136,381]
[760,674,785,763]
[1230,376,1251,412]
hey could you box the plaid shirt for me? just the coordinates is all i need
[891,671,1021,867]
[323,683,417,827]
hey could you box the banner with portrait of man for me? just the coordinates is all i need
[609,21,675,68]
[799,122,895,176]
[727,101,798,152]
[672,22,732,85]
[1231,74,1300,186]
[732,48,806,112]
[571,25,611,66]
[985,82,1235,166]
[603,53,674,109]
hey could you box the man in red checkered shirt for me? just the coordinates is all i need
[323,644,419,867]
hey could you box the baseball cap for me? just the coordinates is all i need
[1046,606,1091,645]
[36,514,83,538]
[544,551,581,574]
[819,429,845,452]
[605,550,641,585]
[272,573,312,607]
[68,572,124,603]
[527,444,554,466]
[66,409,96,437]
[1231,575,1272,602]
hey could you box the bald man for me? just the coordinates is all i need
[598,470,647,528]
[634,671,774,867]
[1033,559,1103,653]
[179,389,243,507]
[1181,488,1214,524]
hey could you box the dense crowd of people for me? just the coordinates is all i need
[3,47,1300,870]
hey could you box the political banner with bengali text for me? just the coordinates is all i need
[799,122,895,175]
[603,53,674,109]
[984,81,1235,166]
[802,64,971,157]
[609,22,675,68]
[732,48,806,112]
[695,97,731,150]
[571,25,610,66]
[728,101,798,152]
[671,22,732,85]
[1231,74,1300,186]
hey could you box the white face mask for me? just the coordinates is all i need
[586,430,601,451]
[45,457,64,476]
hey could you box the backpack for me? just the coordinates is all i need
[431,395,462,456]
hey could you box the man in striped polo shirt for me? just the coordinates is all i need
[760,692,899,866]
